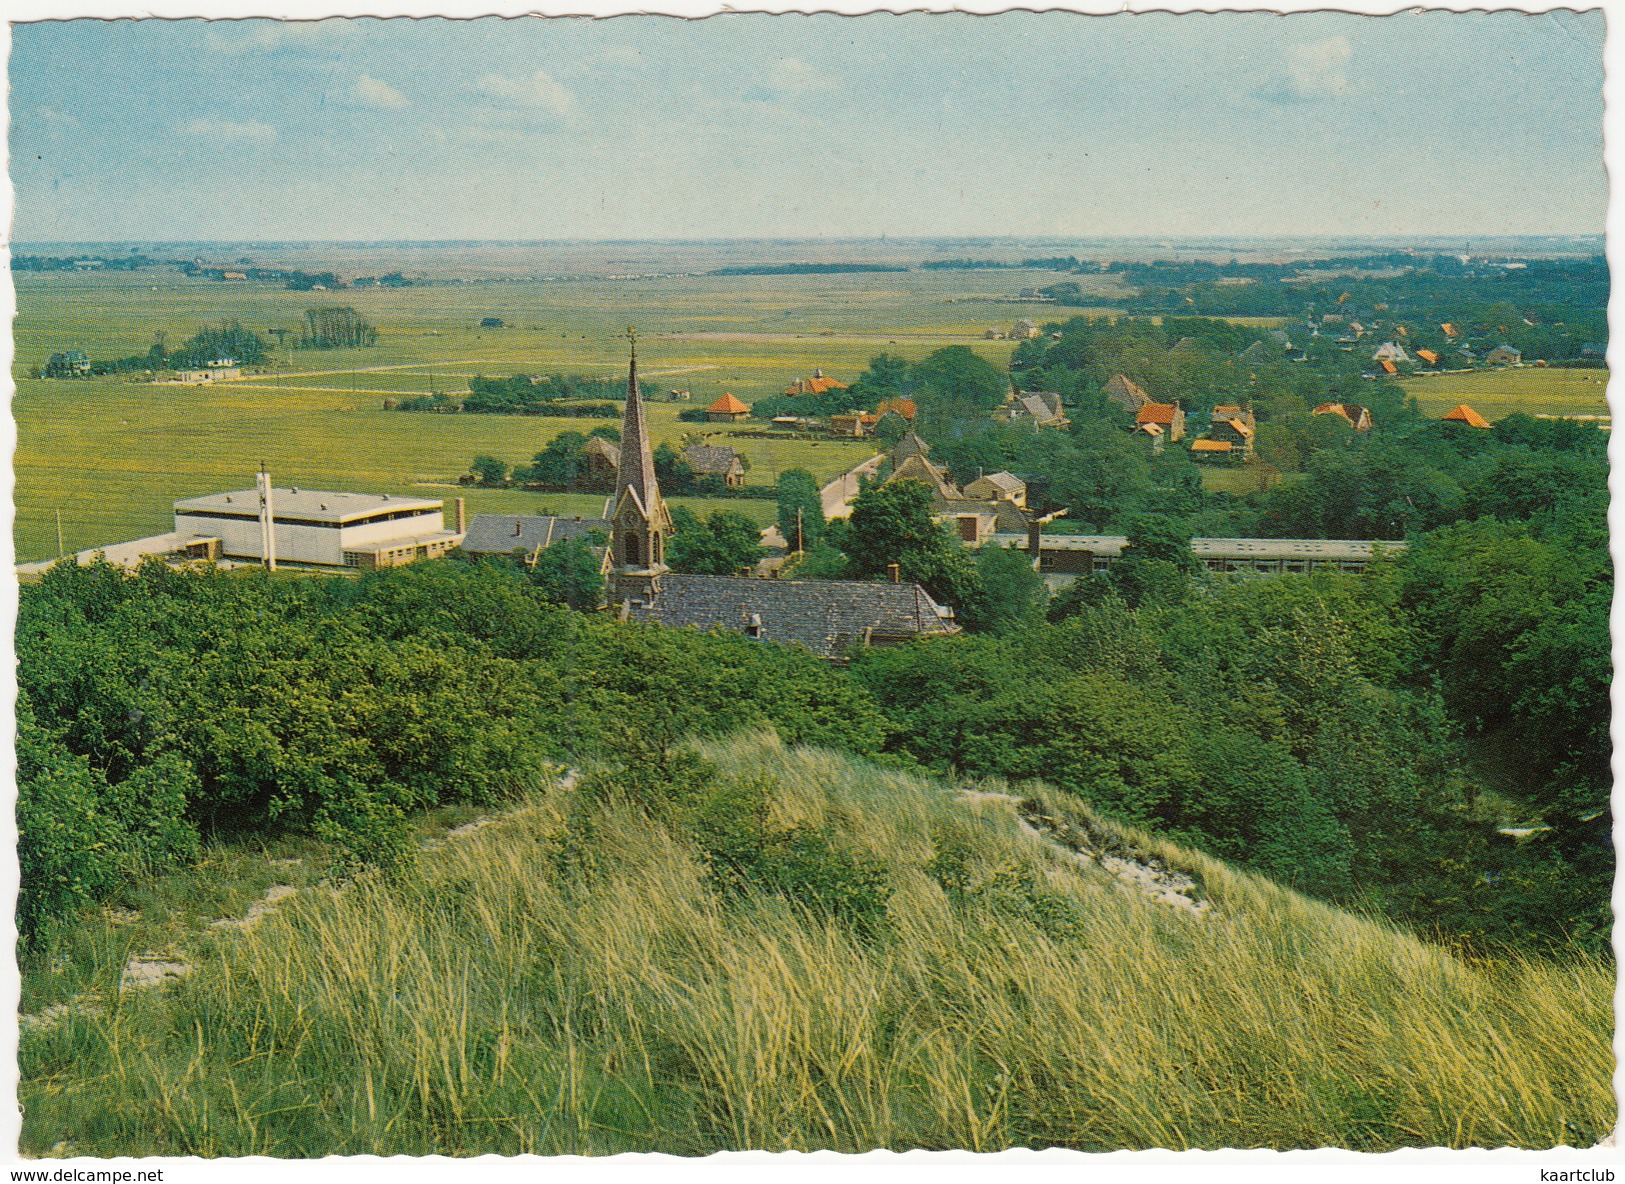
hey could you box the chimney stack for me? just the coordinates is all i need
[886,562,901,584]
[454,497,467,534]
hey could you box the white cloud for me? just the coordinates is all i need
[182,117,278,143]
[1286,35,1353,100]
[769,57,836,95]
[1251,35,1355,106]
[201,22,343,58]
[35,106,80,129]
[353,74,409,110]
[474,70,577,118]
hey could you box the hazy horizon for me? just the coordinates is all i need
[11,12,1605,243]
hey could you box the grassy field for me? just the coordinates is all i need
[1401,367,1611,421]
[19,733,1612,1156]
[15,264,1073,560]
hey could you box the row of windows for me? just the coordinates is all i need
[179,508,440,530]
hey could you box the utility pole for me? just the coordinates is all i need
[55,509,65,559]
[796,506,805,554]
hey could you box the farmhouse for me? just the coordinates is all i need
[1103,373,1153,414]
[706,393,751,423]
[682,443,748,487]
[829,411,879,437]
[963,471,1027,508]
[605,338,958,661]
[1485,344,1523,367]
[1312,403,1373,432]
[45,350,91,377]
[581,435,622,483]
[1135,401,1185,442]
[1372,341,1411,364]
[1011,319,1043,340]
[783,369,849,396]
[173,486,462,569]
[1003,390,1068,429]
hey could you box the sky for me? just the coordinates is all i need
[7,11,1607,243]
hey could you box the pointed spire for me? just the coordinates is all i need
[615,326,662,516]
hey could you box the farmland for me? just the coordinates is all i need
[13,259,1095,561]
[1399,366,1610,421]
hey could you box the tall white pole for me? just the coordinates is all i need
[257,469,277,571]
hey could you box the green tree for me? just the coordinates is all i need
[530,538,605,610]
[471,455,508,487]
[528,431,589,486]
[775,469,825,552]
[668,508,766,575]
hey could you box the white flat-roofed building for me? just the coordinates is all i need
[173,487,461,569]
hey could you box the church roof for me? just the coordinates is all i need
[708,392,750,414]
[461,514,607,555]
[624,574,959,661]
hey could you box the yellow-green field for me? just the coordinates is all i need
[1401,367,1611,421]
[15,265,1097,561]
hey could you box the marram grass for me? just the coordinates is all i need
[19,733,1614,1155]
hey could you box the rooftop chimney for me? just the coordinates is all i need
[886,562,901,584]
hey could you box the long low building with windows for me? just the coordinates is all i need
[990,533,1407,583]
[173,487,463,569]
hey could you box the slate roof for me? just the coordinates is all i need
[890,431,932,462]
[1103,374,1153,411]
[682,444,746,477]
[461,514,608,555]
[890,454,960,498]
[624,574,959,660]
[966,471,1025,496]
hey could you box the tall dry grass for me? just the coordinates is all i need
[20,733,1614,1155]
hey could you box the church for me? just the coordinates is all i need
[607,334,960,662]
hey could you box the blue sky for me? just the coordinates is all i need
[9,11,1606,242]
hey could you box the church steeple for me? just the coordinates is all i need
[608,328,672,606]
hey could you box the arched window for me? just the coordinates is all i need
[623,532,641,565]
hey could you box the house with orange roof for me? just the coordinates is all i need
[784,368,850,397]
[706,392,751,423]
[1312,403,1373,432]
[1189,438,1236,463]
[828,410,880,437]
[1378,359,1398,376]
[1415,348,1440,366]
[1442,404,1492,429]
[1135,401,1186,442]
[876,396,917,421]
[1440,323,1461,339]
[1203,404,1256,458]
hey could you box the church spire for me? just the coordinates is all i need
[615,326,662,516]
[608,327,672,606]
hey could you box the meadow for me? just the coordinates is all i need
[19,734,1613,1156]
[13,263,1076,560]
[1399,366,1610,421]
